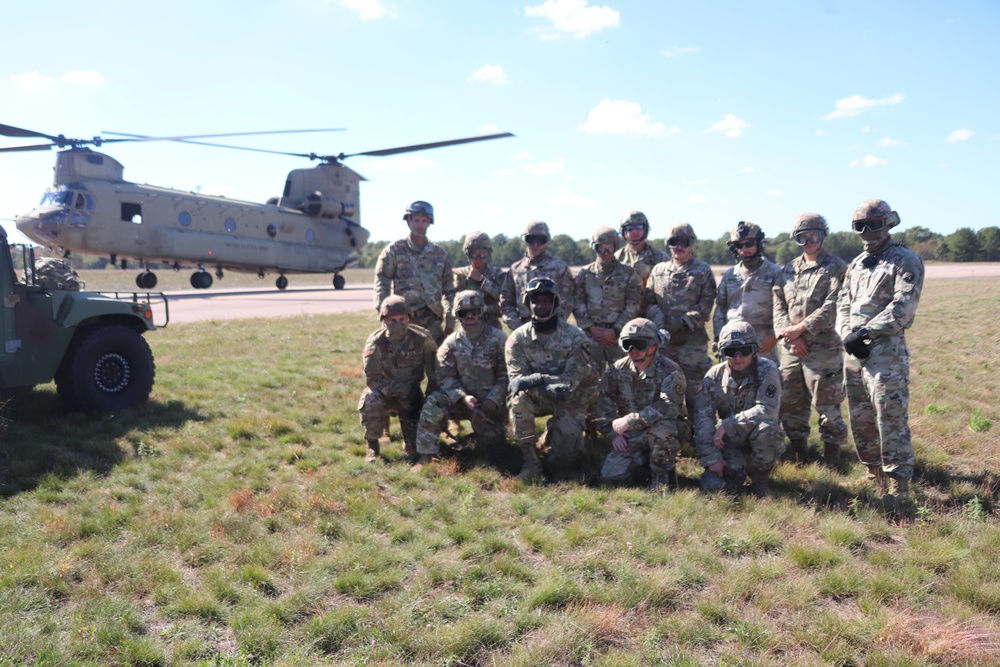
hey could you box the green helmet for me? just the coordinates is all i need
[462,231,493,255]
[522,220,551,243]
[852,199,900,241]
[619,318,659,347]
[403,200,434,224]
[667,222,697,242]
[727,221,766,261]
[792,213,828,236]
[522,276,560,323]
[454,289,486,315]
[379,295,409,320]
[718,321,757,351]
[591,226,621,253]
[619,210,650,241]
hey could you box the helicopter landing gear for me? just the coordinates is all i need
[191,271,213,289]
[257,269,266,279]
[136,271,158,289]
[276,275,288,291]
[333,274,346,290]
[215,268,224,279]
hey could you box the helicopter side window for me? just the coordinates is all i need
[122,202,143,224]
[74,193,86,209]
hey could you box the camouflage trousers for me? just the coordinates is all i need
[599,419,683,484]
[410,306,445,345]
[587,334,625,375]
[844,347,914,478]
[415,390,508,456]
[715,420,786,476]
[509,385,599,471]
[668,342,712,427]
[358,387,423,448]
[778,345,848,446]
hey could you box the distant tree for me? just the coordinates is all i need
[976,227,1000,261]
[822,232,864,264]
[943,228,979,262]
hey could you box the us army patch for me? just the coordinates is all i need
[363,346,375,357]
[765,384,777,398]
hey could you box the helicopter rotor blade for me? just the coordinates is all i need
[0,143,57,153]
[339,132,515,160]
[102,129,346,143]
[0,123,61,141]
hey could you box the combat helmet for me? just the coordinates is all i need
[667,222,697,249]
[522,220,551,244]
[454,290,486,319]
[403,200,434,224]
[379,295,409,320]
[852,199,899,239]
[619,317,662,351]
[591,226,621,253]
[792,213,828,247]
[620,210,650,241]
[522,276,560,323]
[718,321,758,355]
[727,221,766,261]
[462,231,493,256]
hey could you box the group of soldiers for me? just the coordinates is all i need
[360,197,924,500]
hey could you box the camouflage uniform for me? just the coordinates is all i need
[415,324,509,456]
[374,237,455,343]
[773,243,849,455]
[645,255,717,418]
[836,208,924,481]
[453,265,506,329]
[573,259,642,372]
[499,222,575,330]
[714,259,782,362]
[617,244,668,317]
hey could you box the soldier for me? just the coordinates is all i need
[714,221,783,362]
[506,277,599,480]
[645,223,717,421]
[414,291,509,464]
[573,226,642,373]
[773,213,849,466]
[499,221,575,330]
[595,318,687,488]
[374,200,456,344]
[695,321,785,497]
[836,199,924,501]
[358,296,438,462]
[615,210,668,314]
[452,232,506,329]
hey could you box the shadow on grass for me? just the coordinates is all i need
[0,391,204,497]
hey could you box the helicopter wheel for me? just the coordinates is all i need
[333,274,346,290]
[191,271,213,289]
[276,275,288,291]
[136,272,158,289]
[215,268,224,279]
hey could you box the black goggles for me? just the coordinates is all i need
[407,201,434,217]
[621,337,650,352]
[622,223,647,233]
[524,234,548,246]
[793,231,823,246]
[852,217,888,233]
[731,240,757,250]
[457,308,483,319]
[721,344,755,358]
[667,237,692,248]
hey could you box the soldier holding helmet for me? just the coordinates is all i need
[499,221,575,330]
[452,232,506,329]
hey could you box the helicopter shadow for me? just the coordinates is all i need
[0,391,204,497]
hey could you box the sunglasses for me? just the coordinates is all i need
[731,240,757,250]
[622,223,647,233]
[667,237,692,248]
[793,231,823,246]
[621,338,650,352]
[722,344,755,358]
[468,251,490,260]
[852,218,888,233]
[524,235,548,246]
[456,308,483,319]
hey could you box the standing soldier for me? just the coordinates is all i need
[414,291,509,465]
[506,278,598,480]
[645,223,717,420]
[452,232,506,329]
[595,319,687,489]
[695,321,785,497]
[358,296,438,462]
[836,199,924,501]
[499,221,575,330]
[773,213,849,466]
[374,200,456,344]
[714,221,782,362]
[615,210,668,315]
[574,226,642,373]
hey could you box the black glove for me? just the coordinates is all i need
[509,373,545,396]
[537,383,571,400]
[843,328,872,359]
[480,398,503,421]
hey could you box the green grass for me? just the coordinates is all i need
[0,279,999,665]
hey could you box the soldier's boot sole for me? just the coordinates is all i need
[365,440,381,463]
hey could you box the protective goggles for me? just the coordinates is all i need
[721,344,755,358]
[852,217,888,233]
[407,201,434,217]
[524,234,548,246]
[667,237,692,248]
[594,243,616,255]
[731,240,757,250]
[621,223,647,233]
[468,250,490,260]
[621,337,651,352]
[456,308,484,320]
[793,231,824,246]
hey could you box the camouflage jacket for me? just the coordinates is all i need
[452,264,507,327]
[499,251,576,330]
[362,325,438,399]
[773,250,847,350]
[835,240,924,341]
[616,243,669,288]
[573,260,642,332]
[645,258,717,343]
[595,354,686,436]
[714,258,782,338]
[436,325,509,407]
[505,319,597,392]
[374,236,456,321]
[694,357,781,467]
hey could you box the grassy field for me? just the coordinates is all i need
[1,279,998,666]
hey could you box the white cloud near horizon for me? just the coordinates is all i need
[468,65,509,86]
[523,159,566,175]
[524,0,620,39]
[849,155,888,168]
[341,0,391,20]
[579,98,679,137]
[662,46,698,57]
[946,129,975,143]
[823,94,904,120]
[707,114,748,138]
[877,136,900,147]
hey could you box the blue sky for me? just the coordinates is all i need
[1,0,996,246]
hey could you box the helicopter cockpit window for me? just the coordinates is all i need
[267,224,277,238]
[39,190,71,207]
[225,218,236,233]
[305,229,316,244]
[178,212,192,227]
[122,202,143,224]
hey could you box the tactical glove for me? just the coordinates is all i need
[843,328,872,359]
[536,382,571,401]
[680,313,698,331]
[509,373,546,396]
[480,398,503,421]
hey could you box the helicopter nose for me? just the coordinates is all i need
[16,208,65,241]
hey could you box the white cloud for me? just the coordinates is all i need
[688,194,708,203]
[523,159,565,175]
[341,0,391,20]
[524,0,620,39]
[551,192,594,205]
[468,65,508,86]
[662,46,698,57]
[511,151,531,160]
[877,136,900,147]
[767,189,782,197]
[823,94,904,120]
[946,129,975,143]
[61,70,104,87]
[683,179,708,186]
[579,98,679,137]
[707,113,748,138]
[13,71,54,92]
[358,155,436,171]
[741,166,755,174]
[849,155,888,168]
[497,168,516,176]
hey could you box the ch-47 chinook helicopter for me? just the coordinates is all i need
[2,123,513,290]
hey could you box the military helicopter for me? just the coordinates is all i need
[2,123,513,290]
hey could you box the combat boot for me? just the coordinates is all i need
[648,467,678,491]
[823,442,840,469]
[888,474,910,502]
[750,468,771,498]
[867,465,887,495]
[365,440,380,462]
[410,454,434,471]
[516,444,543,481]
[403,440,417,462]
[787,437,809,462]
[381,415,392,442]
